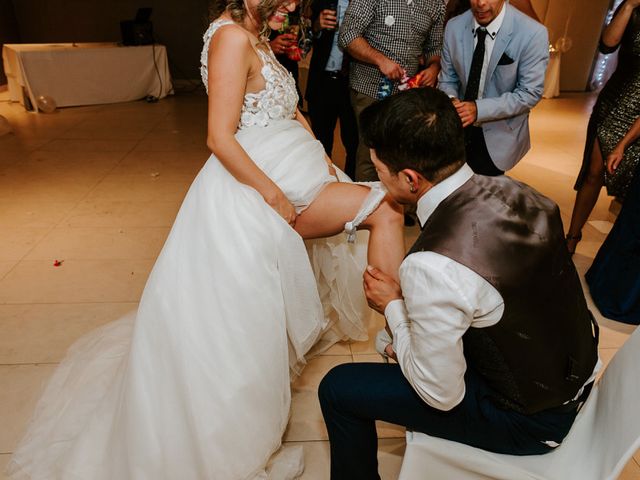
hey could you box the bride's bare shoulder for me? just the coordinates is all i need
[208,21,253,55]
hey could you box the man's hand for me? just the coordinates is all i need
[452,99,478,127]
[363,265,402,314]
[377,57,405,81]
[270,33,297,55]
[318,9,337,30]
[384,343,398,361]
[416,63,440,87]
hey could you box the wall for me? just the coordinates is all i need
[529,0,613,91]
[543,0,611,91]
[530,0,550,22]
[11,0,212,79]
[0,0,20,85]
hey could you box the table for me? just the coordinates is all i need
[2,43,173,112]
[543,51,561,99]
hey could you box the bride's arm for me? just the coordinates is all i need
[295,108,314,135]
[207,26,297,225]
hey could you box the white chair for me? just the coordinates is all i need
[399,326,640,480]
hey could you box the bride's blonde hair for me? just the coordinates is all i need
[209,0,294,39]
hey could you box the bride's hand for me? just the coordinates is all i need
[265,188,298,227]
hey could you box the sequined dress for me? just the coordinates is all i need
[7,19,371,480]
[575,6,640,197]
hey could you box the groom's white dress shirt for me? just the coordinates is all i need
[385,164,503,411]
[385,164,600,412]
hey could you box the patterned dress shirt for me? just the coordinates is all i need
[338,0,444,99]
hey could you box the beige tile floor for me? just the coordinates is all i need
[0,91,638,479]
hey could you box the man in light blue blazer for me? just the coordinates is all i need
[438,0,548,175]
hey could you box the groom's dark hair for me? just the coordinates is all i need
[360,87,466,183]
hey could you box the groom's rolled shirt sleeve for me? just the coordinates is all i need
[384,252,502,411]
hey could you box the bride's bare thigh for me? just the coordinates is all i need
[294,182,401,240]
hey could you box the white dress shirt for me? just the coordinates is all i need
[472,4,506,99]
[385,164,600,411]
[385,164,503,411]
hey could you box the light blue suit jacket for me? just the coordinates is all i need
[438,5,549,171]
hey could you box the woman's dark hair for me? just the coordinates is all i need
[360,87,466,183]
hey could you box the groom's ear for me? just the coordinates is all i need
[400,168,432,195]
[400,169,424,186]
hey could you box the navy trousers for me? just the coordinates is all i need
[319,363,579,480]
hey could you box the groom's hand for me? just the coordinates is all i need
[363,265,402,314]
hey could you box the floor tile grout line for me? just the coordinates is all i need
[0,301,139,306]
[281,440,328,444]
[0,261,18,282]
[0,362,60,366]
[283,435,406,443]
[7,256,163,262]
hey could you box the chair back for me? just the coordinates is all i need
[527,326,640,480]
[577,326,640,480]
[399,327,640,480]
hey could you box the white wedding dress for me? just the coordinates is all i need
[7,19,375,480]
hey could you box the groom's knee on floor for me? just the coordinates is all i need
[319,362,384,406]
[318,363,350,410]
[319,363,381,420]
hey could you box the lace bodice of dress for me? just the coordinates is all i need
[201,19,299,130]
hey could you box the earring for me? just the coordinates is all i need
[406,175,416,193]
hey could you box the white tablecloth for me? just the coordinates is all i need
[543,51,561,99]
[2,43,173,111]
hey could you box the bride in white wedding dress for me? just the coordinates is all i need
[7,0,405,479]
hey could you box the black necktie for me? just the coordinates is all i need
[464,28,487,101]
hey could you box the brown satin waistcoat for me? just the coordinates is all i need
[409,174,598,414]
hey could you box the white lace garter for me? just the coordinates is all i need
[344,182,388,243]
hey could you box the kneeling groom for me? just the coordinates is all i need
[318,88,600,480]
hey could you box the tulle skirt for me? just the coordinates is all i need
[8,119,370,479]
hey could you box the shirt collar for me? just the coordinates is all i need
[472,2,507,40]
[417,163,474,227]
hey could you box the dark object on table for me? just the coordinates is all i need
[121,8,154,46]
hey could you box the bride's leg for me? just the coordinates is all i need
[294,183,405,282]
